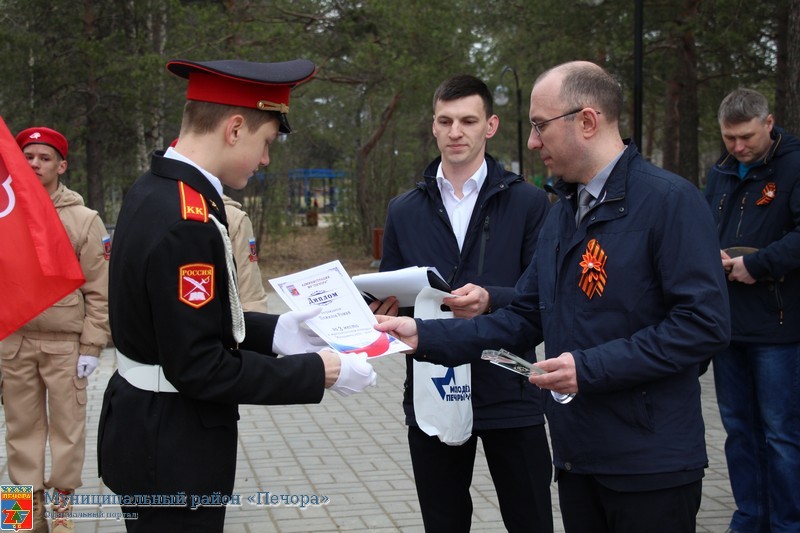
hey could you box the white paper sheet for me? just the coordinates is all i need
[352,266,451,307]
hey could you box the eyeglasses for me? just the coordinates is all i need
[530,107,600,136]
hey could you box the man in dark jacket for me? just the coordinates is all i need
[99,58,376,532]
[374,75,553,532]
[704,88,800,532]
[376,61,731,533]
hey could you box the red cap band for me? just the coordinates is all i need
[186,71,292,113]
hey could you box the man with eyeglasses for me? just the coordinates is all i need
[376,60,730,532]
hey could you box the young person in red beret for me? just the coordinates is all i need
[1,126,110,533]
[98,58,377,532]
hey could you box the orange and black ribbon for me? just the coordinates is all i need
[579,238,607,299]
[756,182,776,206]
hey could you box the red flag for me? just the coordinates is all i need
[0,116,85,340]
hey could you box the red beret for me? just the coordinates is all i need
[166,59,316,134]
[16,127,68,159]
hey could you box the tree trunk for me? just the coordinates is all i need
[131,1,148,175]
[644,99,657,161]
[676,0,699,186]
[149,2,167,160]
[355,93,401,250]
[775,0,789,124]
[83,0,105,219]
[782,0,800,132]
[662,0,700,186]
[662,80,680,175]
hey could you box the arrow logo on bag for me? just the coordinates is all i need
[431,367,455,400]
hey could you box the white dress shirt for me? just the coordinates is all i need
[436,160,488,251]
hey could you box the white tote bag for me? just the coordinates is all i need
[412,287,472,446]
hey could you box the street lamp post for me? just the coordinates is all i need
[633,0,643,149]
[495,66,524,178]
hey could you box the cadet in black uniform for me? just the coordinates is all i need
[98,58,377,532]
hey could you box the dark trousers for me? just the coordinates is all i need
[409,424,553,533]
[557,471,702,533]
[121,505,226,532]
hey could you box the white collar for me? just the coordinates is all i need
[164,147,223,198]
[435,159,488,197]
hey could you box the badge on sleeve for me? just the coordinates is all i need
[102,235,112,260]
[248,237,258,262]
[179,263,215,308]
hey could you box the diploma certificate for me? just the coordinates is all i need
[269,260,410,357]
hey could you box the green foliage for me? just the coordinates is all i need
[0,0,788,244]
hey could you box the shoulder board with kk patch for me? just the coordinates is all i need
[179,181,208,222]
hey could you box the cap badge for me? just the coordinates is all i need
[29,132,42,139]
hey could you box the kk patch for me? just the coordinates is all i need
[179,181,208,222]
[756,182,776,206]
[579,238,607,299]
[179,263,214,308]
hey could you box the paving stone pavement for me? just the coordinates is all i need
[0,292,736,532]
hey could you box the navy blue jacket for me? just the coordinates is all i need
[704,127,800,343]
[380,154,551,430]
[415,144,731,476]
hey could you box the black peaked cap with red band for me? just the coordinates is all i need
[166,59,317,134]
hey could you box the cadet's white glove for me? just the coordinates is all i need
[77,355,99,378]
[272,308,327,355]
[330,352,378,396]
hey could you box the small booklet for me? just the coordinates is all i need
[352,266,451,307]
[480,349,545,376]
[482,349,576,404]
